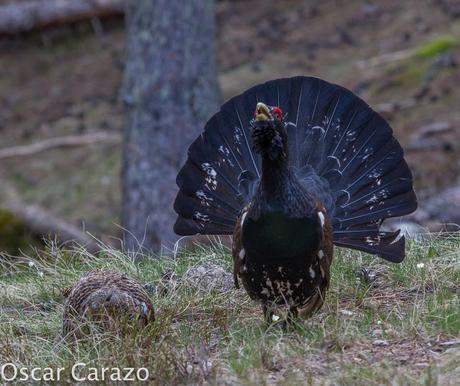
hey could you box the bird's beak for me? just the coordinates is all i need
[255,102,272,121]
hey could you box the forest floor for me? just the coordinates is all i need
[0,236,459,385]
[0,0,460,246]
[0,3,460,383]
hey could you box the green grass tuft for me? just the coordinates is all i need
[0,234,459,385]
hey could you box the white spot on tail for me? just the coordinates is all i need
[239,249,245,260]
[193,212,210,222]
[201,163,218,190]
[309,266,316,278]
[196,190,213,207]
[318,250,324,259]
[366,194,379,204]
[234,127,243,144]
[327,155,341,167]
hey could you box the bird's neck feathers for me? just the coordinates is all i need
[257,131,316,216]
[260,154,290,194]
[251,120,289,193]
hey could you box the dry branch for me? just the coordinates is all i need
[0,132,120,160]
[0,184,101,253]
[0,0,124,35]
[374,98,417,115]
[356,48,414,69]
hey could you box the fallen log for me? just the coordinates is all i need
[0,184,101,253]
[0,132,121,160]
[0,0,124,35]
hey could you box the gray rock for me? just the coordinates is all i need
[185,263,234,293]
[371,329,384,338]
[414,185,460,231]
[381,219,427,241]
[407,121,454,151]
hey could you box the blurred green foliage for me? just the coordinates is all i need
[0,210,32,254]
[415,36,458,58]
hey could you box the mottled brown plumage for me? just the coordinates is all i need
[62,270,154,338]
[232,205,248,290]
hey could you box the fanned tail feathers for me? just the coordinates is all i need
[174,76,417,262]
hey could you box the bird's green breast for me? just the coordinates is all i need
[241,212,321,263]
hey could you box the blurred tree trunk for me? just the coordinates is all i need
[122,0,219,253]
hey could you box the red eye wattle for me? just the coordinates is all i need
[272,107,283,120]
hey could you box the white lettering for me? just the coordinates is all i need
[43,368,56,381]
[137,368,149,381]
[56,367,64,381]
[19,367,29,381]
[87,367,98,381]
[2,364,150,383]
[123,367,135,381]
[1,363,17,382]
[72,362,86,381]
[31,367,41,381]
[110,367,122,381]
[101,367,109,380]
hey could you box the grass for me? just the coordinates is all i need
[0,235,459,385]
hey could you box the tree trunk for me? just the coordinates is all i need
[122,0,220,253]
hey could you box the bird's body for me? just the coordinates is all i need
[62,270,154,338]
[174,76,417,320]
[233,204,334,318]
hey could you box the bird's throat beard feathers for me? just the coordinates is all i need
[252,120,286,162]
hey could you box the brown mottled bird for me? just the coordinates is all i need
[62,270,154,338]
[173,77,417,322]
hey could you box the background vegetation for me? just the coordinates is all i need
[1,0,459,251]
[0,1,459,384]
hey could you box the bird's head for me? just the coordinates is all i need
[251,102,287,161]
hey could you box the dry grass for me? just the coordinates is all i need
[0,234,459,385]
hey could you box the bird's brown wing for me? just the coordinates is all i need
[232,207,249,289]
[318,204,334,288]
[299,204,334,318]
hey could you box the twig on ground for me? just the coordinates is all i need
[0,132,120,160]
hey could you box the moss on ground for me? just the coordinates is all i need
[414,36,458,59]
[0,210,37,255]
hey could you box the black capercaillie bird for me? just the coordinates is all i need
[174,76,417,321]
